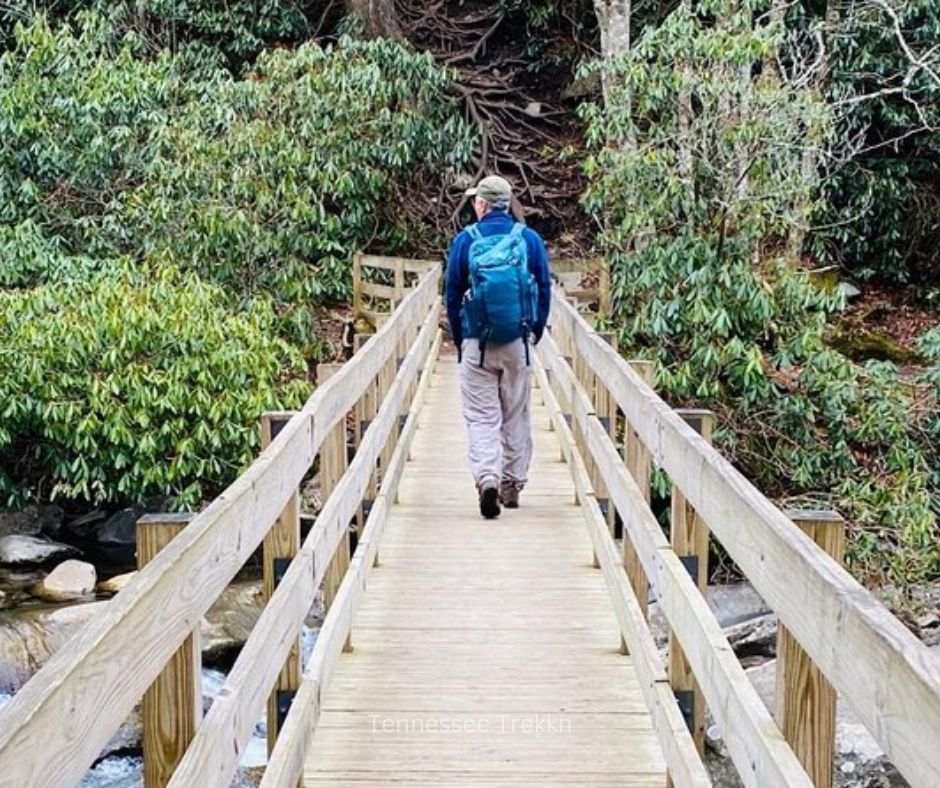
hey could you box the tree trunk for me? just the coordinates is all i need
[594,0,631,99]
[593,1,634,297]
[347,0,405,41]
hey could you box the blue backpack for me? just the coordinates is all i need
[460,222,539,364]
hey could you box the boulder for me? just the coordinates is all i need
[64,509,106,539]
[96,508,140,545]
[0,506,64,539]
[0,600,105,692]
[707,582,770,627]
[648,582,772,649]
[0,506,41,539]
[33,560,96,602]
[724,613,778,667]
[98,571,136,594]
[0,535,78,566]
[201,581,265,665]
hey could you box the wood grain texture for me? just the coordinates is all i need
[137,515,201,788]
[261,412,303,754]
[296,355,667,787]
[624,359,654,619]
[775,512,845,788]
[538,332,809,788]
[0,269,439,788]
[317,362,350,623]
[668,409,715,755]
[551,290,940,788]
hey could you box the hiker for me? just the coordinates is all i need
[445,175,552,519]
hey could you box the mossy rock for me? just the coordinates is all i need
[354,315,376,335]
[828,326,925,365]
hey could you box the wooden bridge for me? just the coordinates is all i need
[1,259,939,787]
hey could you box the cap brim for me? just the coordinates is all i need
[464,187,478,196]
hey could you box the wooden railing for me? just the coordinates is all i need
[0,264,441,788]
[352,253,438,328]
[539,289,940,788]
[3,263,938,788]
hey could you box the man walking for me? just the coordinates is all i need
[445,175,552,519]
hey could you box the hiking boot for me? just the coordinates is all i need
[479,483,501,519]
[500,481,520,509]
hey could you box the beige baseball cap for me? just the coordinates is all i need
[465,175,513,203]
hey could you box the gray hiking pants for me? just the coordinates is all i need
[459,337,533,490]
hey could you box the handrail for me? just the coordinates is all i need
[0,266,441,788]
[261,330,443,788]
[166,303,442,787]
[549,289,940,788]
[538,329,807,787]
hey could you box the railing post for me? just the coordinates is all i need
[776,510,845,788]
[259,411,301,753]
[393,257,405,301]
[317,362,351,651]
[136,513,200,788]
[668,409,715,754]
[377,342,398,497]
[599,259,612,316]
[595,331,618,536]
[353,335,377,537]
[352,253,363,318]
[623,359,654,621]
[571,340,600,566]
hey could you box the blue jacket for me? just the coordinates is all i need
[445,210,552,347]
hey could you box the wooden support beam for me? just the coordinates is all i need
[136,513,200,788]
[596,331,618,535]
[353,334,377,535]
[317,362,350,650]
[624,359,654,620]
[668,409,715,756]
[776,510,845,788]
[259,412,302,754]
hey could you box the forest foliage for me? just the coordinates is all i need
[1,0,938,592]
[0,8,473,508]
[584,0,940,586]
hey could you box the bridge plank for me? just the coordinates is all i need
[540,330,810,788]
[299,356,668,787]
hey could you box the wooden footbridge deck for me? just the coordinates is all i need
[1,258,939,788]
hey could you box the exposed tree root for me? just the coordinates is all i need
[395,0,590,254]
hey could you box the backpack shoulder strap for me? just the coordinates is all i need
[466,224,483,242]
[510,222,526,239]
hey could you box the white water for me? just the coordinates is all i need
[72,624,320,786]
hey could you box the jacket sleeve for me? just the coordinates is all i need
[527,231,552,338]
[445,232,469,345]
